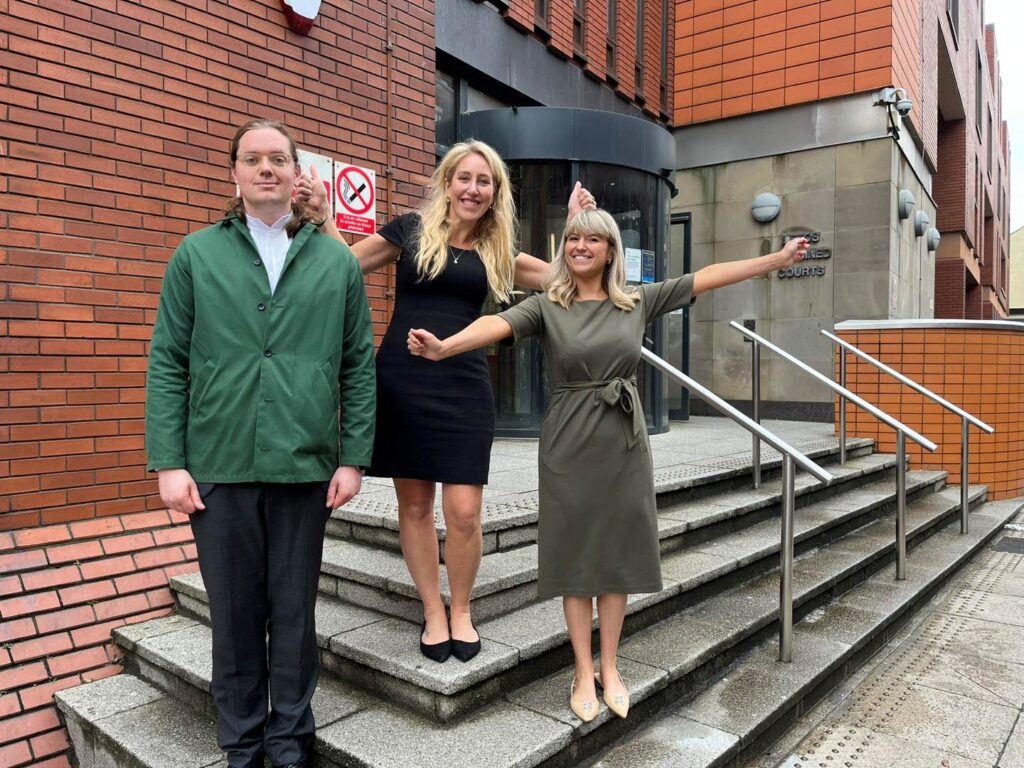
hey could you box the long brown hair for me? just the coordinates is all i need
[224,118,318,238]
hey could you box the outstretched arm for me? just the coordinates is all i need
[692,237,809,296]
[408,315,514,361]
[514,181,597,290]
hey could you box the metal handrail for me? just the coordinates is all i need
[729,320,938,594]
[730,322,938,452]
[640,347,833,663]
[822,329,994,535]
[640,349,833,483]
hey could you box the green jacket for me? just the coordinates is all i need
[145,215,376,483]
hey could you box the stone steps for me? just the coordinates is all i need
[329,438,876,556]
[586,497,1024,768]
[176,452,898,631]
[115,477,970,725]
[55,494,1020,768]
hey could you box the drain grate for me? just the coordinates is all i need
[992,537,1024,554]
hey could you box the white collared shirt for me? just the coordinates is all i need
[246,212,293,295]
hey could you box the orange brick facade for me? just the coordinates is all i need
[672,0,1010,319]
[836,325,1024,499]
[673,0,900,124]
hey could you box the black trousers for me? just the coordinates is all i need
[190,481,331,768]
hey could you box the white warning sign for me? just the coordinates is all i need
[333,162,376,235]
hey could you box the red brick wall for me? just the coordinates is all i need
[935,255,966,319]
[0,0,435,532]
[935,117,968,235]
[0,511,195,765]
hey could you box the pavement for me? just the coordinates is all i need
[748,508,1024,768]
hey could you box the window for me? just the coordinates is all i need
[573,0,585,55]
[947,0,959,46]
[606,0,617,77]
[535,0,549,31]
[997,167,1002,219]
[976,50,983,138]
[987,111,993,178]
[635,0,645,98]
[659,0,668,113]
[435,71,457,155]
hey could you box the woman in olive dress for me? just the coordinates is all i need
[408,209,807,718]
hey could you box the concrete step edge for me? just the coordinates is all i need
[141,482,981,724]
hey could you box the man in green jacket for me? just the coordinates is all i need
[145,119,375,768]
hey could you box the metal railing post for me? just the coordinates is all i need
[752,341,761,489]
[896,431,907,580]
[838,349,847,466]
[779,454,795,663]
[821,327,992,540]
[961,417,970,534]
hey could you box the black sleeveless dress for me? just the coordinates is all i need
[368,213,495,484]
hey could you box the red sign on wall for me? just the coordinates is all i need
[333,163,376,236]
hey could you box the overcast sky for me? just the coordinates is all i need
[985,0,1022,231]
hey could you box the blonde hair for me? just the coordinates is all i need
[416,141,516,302]
[544,209,639,311]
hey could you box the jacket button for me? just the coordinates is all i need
[253,258,262,266]
[257,303,266,311]
[264,349,273,357]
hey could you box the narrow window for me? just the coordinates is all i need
[976,49,983,137]
[573,0,586,55]
[635,0,645,98]
[659,0,668,113]
[606,0,617,77]
[535,0,549,30]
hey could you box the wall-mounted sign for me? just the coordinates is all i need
[624,247,642,283]
[333,162,376,235]
[641,249,656,283]
[778,232,830,278]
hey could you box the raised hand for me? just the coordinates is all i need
[295,166,331,219]
[778,237,809,267]
[567,181,597,219]
[408,328,445,360]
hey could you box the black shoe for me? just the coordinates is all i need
[450,624,481,663]
[420,619,451,662]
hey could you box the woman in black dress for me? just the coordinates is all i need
[306,141,591,662]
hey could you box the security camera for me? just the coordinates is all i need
[895,98,912,116]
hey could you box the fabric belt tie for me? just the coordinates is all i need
[552,377,643,449]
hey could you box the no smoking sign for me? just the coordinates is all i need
[333,162,376,235]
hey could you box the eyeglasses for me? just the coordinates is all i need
[236,154,295,168]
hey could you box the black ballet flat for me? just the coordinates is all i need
[420,619,451,663]
[450,625,481,663]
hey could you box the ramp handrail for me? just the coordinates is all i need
[640,346,832,663]
[728,320,938,661]
[822,329,994,534]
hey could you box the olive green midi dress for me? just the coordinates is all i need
[498,275,695,598]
